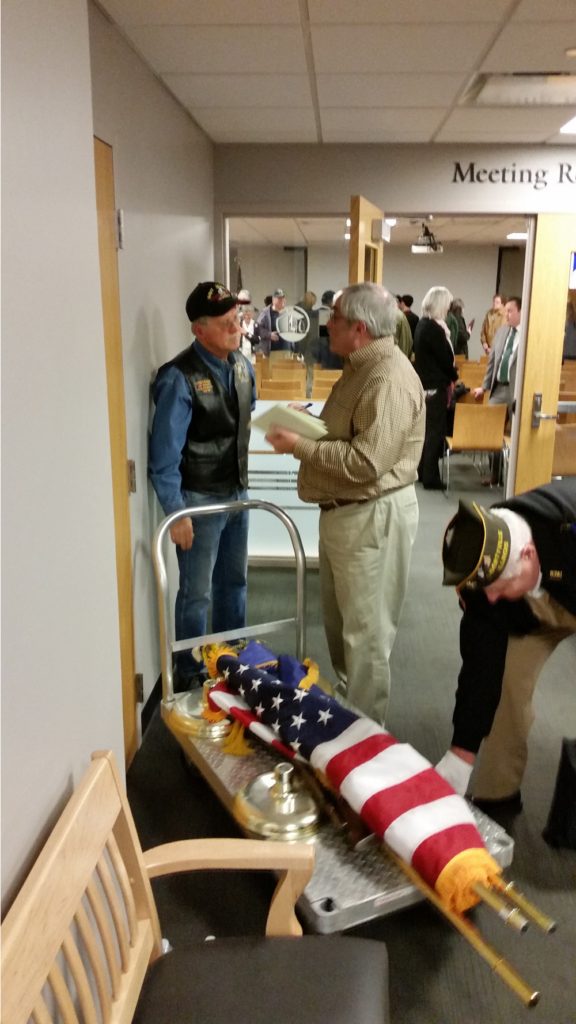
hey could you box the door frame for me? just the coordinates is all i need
[94,136,138,765]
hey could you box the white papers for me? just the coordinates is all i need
[251,404,327,440]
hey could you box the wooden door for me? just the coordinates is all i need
[348,195,384,285]
[513,214,576,494]
[93,137,138,765]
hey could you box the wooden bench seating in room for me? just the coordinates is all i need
[259,380,306,400]
[269,367,307,382]
[442,403,507,492]
[310,385,334,401]
[1,750,389,1024]
[312,368,342,383]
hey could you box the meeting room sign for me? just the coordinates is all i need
[451,159,576,192]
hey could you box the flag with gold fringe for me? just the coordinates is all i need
[204,644,502,914]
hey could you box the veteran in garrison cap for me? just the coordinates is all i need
[435,480,576,814]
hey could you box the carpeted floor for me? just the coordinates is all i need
[128,459,576,1024]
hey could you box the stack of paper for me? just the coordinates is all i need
[251,404,327,440]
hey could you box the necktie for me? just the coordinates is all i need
[497,327,516,384]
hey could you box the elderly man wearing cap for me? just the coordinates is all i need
[255,288,292,355]
[436,479,576,811]
[149,282,255,687]
[265,282,425,726]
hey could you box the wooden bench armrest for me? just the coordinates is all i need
[143,838,315,936]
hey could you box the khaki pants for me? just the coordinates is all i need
[318,484,419,726]
[472,592,576,799]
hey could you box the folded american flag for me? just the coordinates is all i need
[206,647,502,914]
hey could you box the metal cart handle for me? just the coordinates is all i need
[152,500,307,703]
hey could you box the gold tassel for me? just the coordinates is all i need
[201,705,228,723]
[435,847,503,914]
[202,643,237,678]
[221,720,254,756]
[298,658,319,690]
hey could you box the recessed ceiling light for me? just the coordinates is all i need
[507,232,528,241]
[566,47,576,58]
[560,114,576,133]
[344,232,351,240]
[346,217,351,227]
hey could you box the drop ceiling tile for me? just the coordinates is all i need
[321,106,446,134]
[191,107,317,143]
[312,23,496,73]
[481,23,576,73]
[99,0,300,26]
[125,26,307,73]
[309,0,510,22]
[317,73,467,108]
[164,74,312,109]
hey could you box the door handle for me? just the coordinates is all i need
[531,393,557,429]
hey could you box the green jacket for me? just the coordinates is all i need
[395,311,413,358]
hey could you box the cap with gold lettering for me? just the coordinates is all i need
[442,500,511,588]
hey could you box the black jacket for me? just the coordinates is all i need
[452,479,576,752]
[413,317,458,390]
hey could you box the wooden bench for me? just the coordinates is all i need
[1,750,389,1024]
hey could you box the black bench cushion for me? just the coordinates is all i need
[134,935,389,1024]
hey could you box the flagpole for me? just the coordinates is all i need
[383,844,540,1007]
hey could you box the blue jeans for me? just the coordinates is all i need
[175,488,249,679]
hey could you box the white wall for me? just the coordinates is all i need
[214,143,576,218]
[89,3,214,705]
[307,245,349,305]
[1,0,124,907]
[233,245,306,310]
[1,0,216,910]
[383,245,502,359]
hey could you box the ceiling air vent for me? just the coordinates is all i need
[462,73,576,107]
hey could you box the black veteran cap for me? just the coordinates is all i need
[442,500,512,588]
[185,281,248,322]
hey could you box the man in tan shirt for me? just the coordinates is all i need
[266,283,425,725]
[480,293,507,354]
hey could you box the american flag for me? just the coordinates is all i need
[208,649,501,912]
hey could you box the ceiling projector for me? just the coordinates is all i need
[411,223,443,254]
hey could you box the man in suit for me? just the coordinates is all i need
[473,296,521,484]
[435,481,576,813]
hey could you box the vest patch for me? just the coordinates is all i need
[194,378,214,394]
[234,361,249,383]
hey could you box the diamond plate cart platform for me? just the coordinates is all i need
[153,501,514,935]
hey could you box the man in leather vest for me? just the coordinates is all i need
[149,282,255,686]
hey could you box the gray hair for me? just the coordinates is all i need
[339,283,398,339]
[421,286,453,320]
[493,509,533,580]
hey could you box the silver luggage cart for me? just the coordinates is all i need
[153,500,514,934]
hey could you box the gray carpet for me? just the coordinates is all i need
[128,457,576,1023]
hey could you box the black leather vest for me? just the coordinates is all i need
[165,344,252,495]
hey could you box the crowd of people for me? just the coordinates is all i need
[148,276,575,830]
